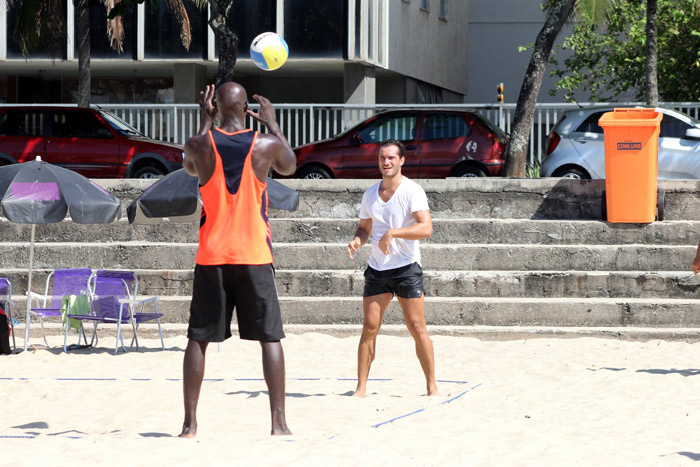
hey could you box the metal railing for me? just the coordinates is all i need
[6,102,700,166]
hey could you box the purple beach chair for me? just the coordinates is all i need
[65,270,164,354]
[25,268,92,351]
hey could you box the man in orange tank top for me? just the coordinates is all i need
[179,82,296,438]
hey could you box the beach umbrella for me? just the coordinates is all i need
[0,156,122,347]
[127,168,299,224]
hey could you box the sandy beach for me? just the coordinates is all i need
[3,330,700,465]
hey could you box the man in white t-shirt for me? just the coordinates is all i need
[347,139,439,397]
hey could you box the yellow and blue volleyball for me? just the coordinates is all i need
[250,32,289,71]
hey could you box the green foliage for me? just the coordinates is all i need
[525,160,541,178]
[550,0,700,102]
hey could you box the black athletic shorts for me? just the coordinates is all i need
[188,263,285,342]
[363,262,424,299]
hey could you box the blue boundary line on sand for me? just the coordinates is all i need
[371,382,483,429]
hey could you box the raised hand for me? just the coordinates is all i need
[246,94,280,132]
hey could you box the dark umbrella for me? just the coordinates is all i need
[0,157,122,349]
[127,168,299,224]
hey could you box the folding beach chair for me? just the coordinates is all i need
[0,277,16,353]
[25,268,92,351]
[65,270,164,354]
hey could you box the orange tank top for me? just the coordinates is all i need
[195,128,272,265]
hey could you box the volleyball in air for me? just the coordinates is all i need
[250,32,289,71]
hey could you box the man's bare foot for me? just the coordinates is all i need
[178,424,197,438]
[271,426,292,436]
[353,386,366,397]
[427,384,439,396]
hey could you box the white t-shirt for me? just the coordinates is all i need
[359,176,430,271]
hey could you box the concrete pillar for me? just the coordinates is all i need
[343,63,376,104]
[173,63,208,103]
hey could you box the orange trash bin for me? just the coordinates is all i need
[598,108,664,223]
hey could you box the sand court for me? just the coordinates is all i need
[3,331,700,465]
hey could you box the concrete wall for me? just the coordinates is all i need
[386,0,468,97]
[466,0,589,104]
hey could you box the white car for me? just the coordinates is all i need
[540,106,700,179]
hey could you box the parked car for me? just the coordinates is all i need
[286,109,508,179]
[0,106,184,178]
[541,106,700,179]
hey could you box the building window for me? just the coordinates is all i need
[75,2,136,59]
[439,0,448,20]
[5,0,68,59]
[144,1,206,58]
[420,0,430,12]
[284,0,345,58]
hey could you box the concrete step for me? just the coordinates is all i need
[4,268,699,300]
[10,295,700,328]
[16,323,700,343]
[93,178,700,221]
[0,242,696,271]
[4,217,700,245]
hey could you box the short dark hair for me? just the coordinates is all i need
[379,139,405,158]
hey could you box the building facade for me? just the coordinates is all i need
[0,0,467,105]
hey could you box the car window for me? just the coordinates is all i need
[659,115,692,139]
[574,111,606,134]
[51,109,112,138]
[0,110,45,137]
[423,114,471,141]
[358,115,417,143]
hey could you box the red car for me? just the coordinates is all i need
[0,106,183,178]
[289,109,508,179]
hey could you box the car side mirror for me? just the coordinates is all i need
[684,128,700,141]
[351,133,362,145]
[96,128,113,138]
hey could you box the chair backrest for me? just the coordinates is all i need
[89,270,137,320]
[0,278,11,310]
[0,278,10,299]
[44,269,92,309]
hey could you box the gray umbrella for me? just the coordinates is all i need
[0,157,122,347]
[127,168,299,224]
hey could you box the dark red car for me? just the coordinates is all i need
[289,109,508,179]
[0,106,183,178]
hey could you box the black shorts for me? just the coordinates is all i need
[363,262,424,299]
[188,264,285,342]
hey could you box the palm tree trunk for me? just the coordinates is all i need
[75,0,91,107]
[209,0,238,86]
[644,0,659,106]
[504,0,576,178]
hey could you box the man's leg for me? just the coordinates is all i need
[179,339,209,438]
[261,340,292,435]
[397,294,439,396]
[355,293,392,397]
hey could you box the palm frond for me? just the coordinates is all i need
[103,0,125,53]
[167,0,192,51]
[576,0,617,26]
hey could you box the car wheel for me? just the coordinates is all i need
[552,167,590,179]
[450,166,487,177]
[298,166,332,179]
[133,164,166,179]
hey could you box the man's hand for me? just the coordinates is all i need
[347,238,362,259]
[246,94,280,132]
[197,84,217,134]
[378,230,394,255]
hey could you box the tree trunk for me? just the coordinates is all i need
[75,0,91,107]
[209,0,238,86]
[644,0,659,106]
[504,0,577,178]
